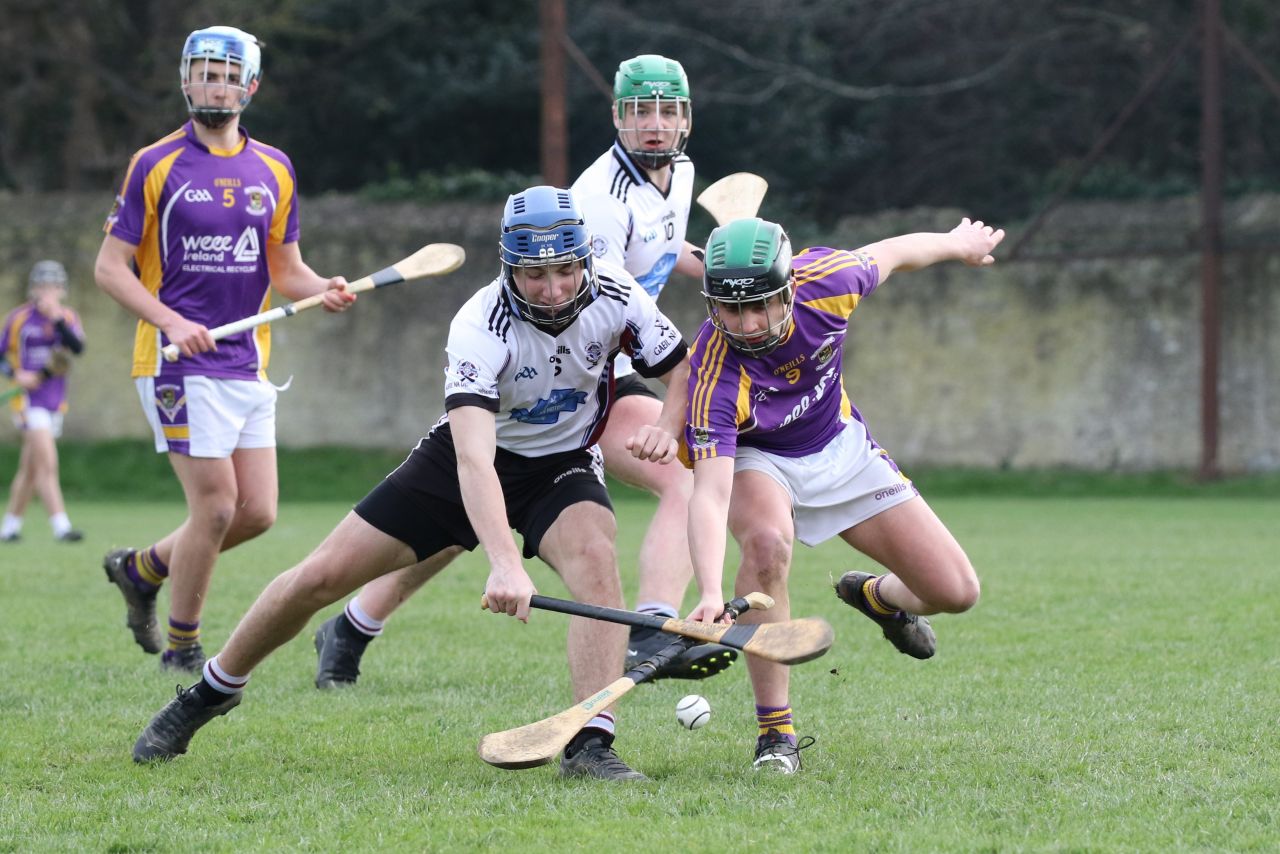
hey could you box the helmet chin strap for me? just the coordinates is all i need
[191,109,237,130]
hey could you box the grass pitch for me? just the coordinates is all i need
[1,490,1276,851]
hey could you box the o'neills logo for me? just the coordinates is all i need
[874,483,909,500]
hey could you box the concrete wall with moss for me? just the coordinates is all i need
[2,191,1276,472]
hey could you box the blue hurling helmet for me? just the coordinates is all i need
[180,26,262,129]
[500,186,597,330]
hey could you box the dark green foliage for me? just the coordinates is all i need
[4,0,1280,223]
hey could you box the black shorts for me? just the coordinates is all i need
[614,373,659,400]
[353,423,612,561]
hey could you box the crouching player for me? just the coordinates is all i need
[682,217,1004,773]
[131,186,691,782]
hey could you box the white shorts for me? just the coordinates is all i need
[136,376,277,458]
[13,407,64,438]
[734,419,918,547]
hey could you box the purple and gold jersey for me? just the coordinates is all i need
[686,247,881,461]
[2,303,84,413]
[104,121,300,380]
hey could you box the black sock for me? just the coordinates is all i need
[335,612,374,649]
[193,678,229,705]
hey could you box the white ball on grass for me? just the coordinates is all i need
[675,694,711,730]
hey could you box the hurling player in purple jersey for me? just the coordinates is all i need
[682,216,1004,773]
[93,26,354,675]
[1,261,86,543]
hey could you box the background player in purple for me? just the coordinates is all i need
[93,26,354,674]
[683,216,1004,773]
[1,260,86,543]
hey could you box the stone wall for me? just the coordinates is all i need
[2,191,1275,472]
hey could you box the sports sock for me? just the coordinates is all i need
[168,617,200,650]
[0,514,21,538]
[636,602,679,619]
[200,656,249,698]
[583,710,616,739]
[756,704,797,746]
[344,597,385,638]
[861,575,900,616]
[49,512,72,537]
[128,546,168,591]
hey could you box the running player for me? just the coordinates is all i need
[1,260,86,543]
[312,54,728,687]
[683,216,1004,773]
[131,186,690,781]
[94,26,353,674]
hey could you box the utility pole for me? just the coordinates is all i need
[1199,0,1223,480]
[539,0,568,187]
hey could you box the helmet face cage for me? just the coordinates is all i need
[180,27,262,129]
[616,95,691,171]
[28,259,68,294]
[704,282,795,357]
[702,219,795,357]
[613,55,691,170]
[499,186,598,330]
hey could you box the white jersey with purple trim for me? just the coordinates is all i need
[440,260,687,457]
[572,141,694,379]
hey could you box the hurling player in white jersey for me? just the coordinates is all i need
[132,187,691,782]
[569,55,730,679]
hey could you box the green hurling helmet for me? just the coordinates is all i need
[702,218,795,357]
[613,54,691,170]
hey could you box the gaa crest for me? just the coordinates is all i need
[585,341,603,367]
[155,384,187,422]
[812,336,838,367]
[244,186,267,216]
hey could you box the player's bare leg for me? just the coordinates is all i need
[839,497,980,614]
[218,513,423,675]
[727,470,795,708]
[154,453,240,670]
[835,496,979,659]
[726,470,807,771]
[600,395,694,608]
[23,428,67,517]
[539,499,644,780]
[133,513,428,763]
[600,394,735,679]
[2,437,36,539]
[148,447,278,561]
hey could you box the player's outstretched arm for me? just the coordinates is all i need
[860,217,1005,286]
[687,456,736,623]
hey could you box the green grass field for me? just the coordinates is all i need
[1,488,1277,851]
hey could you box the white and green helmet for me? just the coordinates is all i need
[702,218,795,356]
[29,260,68,291]
[613,54,692,170]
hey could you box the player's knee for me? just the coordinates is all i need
[575,541,624,599]
[930,564,980,613]
[236,502,276,540]
[284,561,350,609]
[736,528,792,584]
[195,499,238,537]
